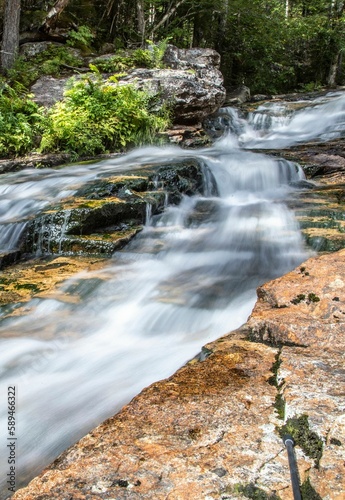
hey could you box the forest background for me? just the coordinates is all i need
[0,0,344,158]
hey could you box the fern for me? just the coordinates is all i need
[40,74,170,156]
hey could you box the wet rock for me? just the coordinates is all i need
[0,250,22,270]
[224,85,251,106]
[0,153,73,174]
[12,250,345,499]
[0,256,106,312]
[251,94,273,102]
[159,124,212,148]
[293,181,345,253]
[18,160,215,260]
[257,139,345,253]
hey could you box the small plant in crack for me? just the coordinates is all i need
[268,350,285,420]
[278,414,323,468]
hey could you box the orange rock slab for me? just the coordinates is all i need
[12,250,345,499]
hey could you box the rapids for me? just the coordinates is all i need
[0,91,344,497]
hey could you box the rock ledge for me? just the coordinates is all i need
[12,250,345,499]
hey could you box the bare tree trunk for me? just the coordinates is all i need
[328,50,341,87]
[40,0,70,33]
[1,0,21,72]
[137,0,146,45]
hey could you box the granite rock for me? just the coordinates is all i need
[12,250,345,499]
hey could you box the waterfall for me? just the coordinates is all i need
[145,202,153,226]
[214,91,345,148]
[0,91,343,497]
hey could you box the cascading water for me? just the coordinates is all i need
[0,92,344,497]
[214,90,345,149]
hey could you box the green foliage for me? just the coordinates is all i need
[40,74,170,156]
[91,40,170,74]
[67,25,95,51]
[132,49,156,68]
[300,478,323,500]
[0,84,46,157]
[6,56,40,89]
[145,38,171,68]
[278,414,323,467]
[234,482,281,499]
[7,46,84,89]
[91,55,132,73]
[16,0,345,93]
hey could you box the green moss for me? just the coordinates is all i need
[308,293,320,303]
[291,294,306,305]
[300,477,322,500]
[278,415,323,467]
[234,483,281,499]
[268,351,285,419]
[14,283,41,293]
[268,351,282,387]
[274,393,285,420]
[290,293,320,305]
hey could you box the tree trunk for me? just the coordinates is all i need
[40,0,70,33]
[1,0,21,72]
[328,50,341,87]
[137,0,146,45]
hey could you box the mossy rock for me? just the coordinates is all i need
[9,159,216,265]
[234,482,281,499]
[278,414,323,467]
[300,478,322,500]
[76,175,150,199]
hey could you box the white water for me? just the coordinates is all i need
[216,91,345,149]
[0,92,343,497]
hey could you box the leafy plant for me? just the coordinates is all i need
[91,43,169,74]
[0,84,46,157]
[132,48,156,68]
[91,55,132,73]
[7,46,84,88]
[67,25,95,51]
[145,38,171,68]
[40,73,170,156]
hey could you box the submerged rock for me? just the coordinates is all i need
[12,250,345,499]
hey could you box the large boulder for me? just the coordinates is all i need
[30,45,226,124]
[120,45,225,124]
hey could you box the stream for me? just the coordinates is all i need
[1,91,345,497]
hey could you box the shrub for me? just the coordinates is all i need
[67,25,95,51]
[7,46,84,88]
[40,73,170,156]
[0,84,46,157]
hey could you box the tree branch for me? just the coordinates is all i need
[149,0,188,36]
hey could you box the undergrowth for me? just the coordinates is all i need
[0,84,46,157]
[40,71,170,156]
